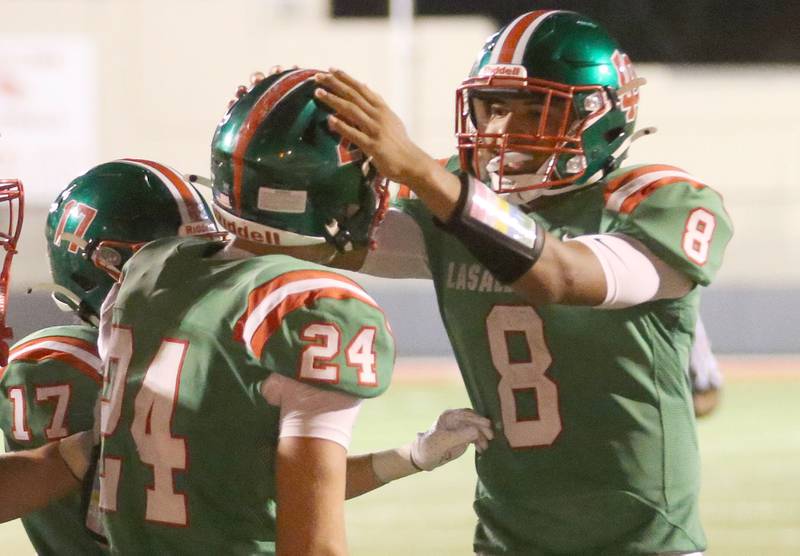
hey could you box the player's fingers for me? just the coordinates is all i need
[445,444,469,462]
[315,88,377,135]
[250,71,266,85]
[326,115,372,152]
[446,409,493,438]
[235,85,248,99]
[314,71,379,117]
[446,425,481,447]
[328,68,385,108]
[474,431,490,453]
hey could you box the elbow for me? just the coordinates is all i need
[512,255,579,306]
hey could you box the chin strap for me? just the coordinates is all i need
[185,174,212,188]
[26,283,100,327]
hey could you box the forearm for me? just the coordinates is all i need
[512,237,606,305]
[0,442,80,522]
[276,437,347,555]
[346,409,493,499]
[403,157,463,223]
[345,453,402,499]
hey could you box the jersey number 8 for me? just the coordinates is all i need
[487,305,562,448]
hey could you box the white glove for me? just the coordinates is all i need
[410,408,494,471]
[371,408,493,483]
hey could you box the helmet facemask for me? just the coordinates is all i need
[456,74,614,204]
[457,10,648,205]
[0,179,24,364]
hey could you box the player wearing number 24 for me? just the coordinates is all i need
[89,76,492,555]
[0,151,491,554]
[313,9,733,555]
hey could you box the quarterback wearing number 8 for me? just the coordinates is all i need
[313,9,733,555]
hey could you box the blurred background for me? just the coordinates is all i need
[0,1,798,554]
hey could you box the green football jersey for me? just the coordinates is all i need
[397,162,732,555]
[0,325,106,555]
[99,236,394,554]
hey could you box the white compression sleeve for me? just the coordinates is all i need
[260,373,362,450]
[568,234,693,309]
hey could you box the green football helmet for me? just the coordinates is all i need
[45,159,219,325]
[456,10,647,204]
[211,68,387,252]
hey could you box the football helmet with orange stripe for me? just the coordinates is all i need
[211,68,387,252]
[456,10,648,205]
[43,160,218,324]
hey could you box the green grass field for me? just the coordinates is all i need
[1,358,798,554]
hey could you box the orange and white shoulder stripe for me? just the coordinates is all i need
[3,336,102,384]
[489,10,562,65]
[235,269,381,360]
[118,158,209,228]
[604,164,706,214]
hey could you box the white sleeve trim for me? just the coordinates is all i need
[568,234,693,309]
[362,207,431,279]
[260,373,362,450]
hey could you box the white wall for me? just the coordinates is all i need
[629,64,800,287]
[0,0,494,286]
[0,0,796,290]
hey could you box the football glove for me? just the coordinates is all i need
[371,408,493,483]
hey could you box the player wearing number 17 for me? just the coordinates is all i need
[314,9,733,555]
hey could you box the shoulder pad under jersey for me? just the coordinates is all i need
[1,325,101,386]
[603,164,733,286]
[234,267,395,398]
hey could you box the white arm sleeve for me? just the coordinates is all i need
[568,234,693,309]
[260,373,362,450]
[362,207,431,279]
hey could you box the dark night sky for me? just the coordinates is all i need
[332,1,799,63]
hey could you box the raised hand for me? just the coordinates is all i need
[313,69,436,187]
[313,69,462,221]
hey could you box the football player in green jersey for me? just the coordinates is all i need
[93,69,491,555]
[0,72,492,554]
[0,159,219,553]
[313,9,732,555]
[0,152,492,553]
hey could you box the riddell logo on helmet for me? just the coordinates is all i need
[181,221,217,236]
[213,207,281,245]
[479,64,528,78]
